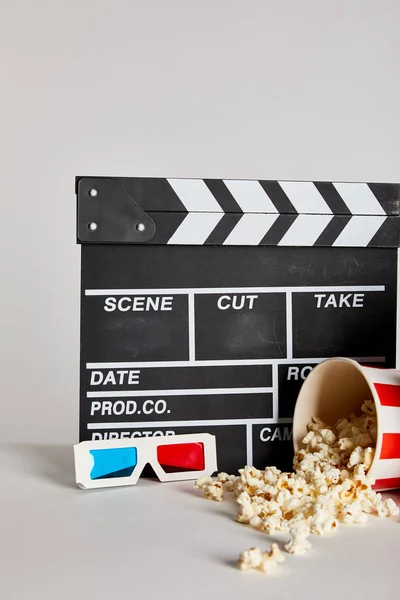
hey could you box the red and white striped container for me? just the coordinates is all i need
[293,358,400,491]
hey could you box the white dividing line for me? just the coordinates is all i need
[87,417,294,430]
[286,292,293,360]
[246,423,253,465]
[85,285,385,296]
[86,359,276,368]
[272,363,279,422]
[188,292,196,361]
[87,387,273,398]
[86,356,386,369]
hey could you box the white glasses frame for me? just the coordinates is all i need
[74,433,217,489]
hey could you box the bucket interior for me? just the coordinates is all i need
[293,359,374,452]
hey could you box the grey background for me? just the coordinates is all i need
[1,0,399,443]
[0,445,398,600]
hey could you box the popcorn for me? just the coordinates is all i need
[307,416,326,432]
[249,514,263,528]
[354,433,373,447]
[204,483,223,502]
[338,438,354,452]
[283,495,306,515]
[238,544,285,573]
[340,469,350,481]
[237,547,264,571]
[376,497,400,518]
[323,467,341,484]
[217,472,237,492]
[335,418,349,433]
[236,492,258,523]
[302,430,321,448]
[362,448,374,470]
[320,429,337,445]
[260,514,283,534]
[347,446,375,470]
[361,399,376,415]
[352,464,372,484]
[195,476,211,489]
[285,523,312,555]
[276,488,292,506]
[288,475,310,496]
[238,466,265,495]
[309,505,338,535]
[195,398,399,573]
[348,446,365,467]
[298,453,319,474]
[194,477,223,502]
[263,466,281,485]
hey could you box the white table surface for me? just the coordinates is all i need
[1,444,399,600]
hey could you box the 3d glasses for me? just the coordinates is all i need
[74,433,217,489]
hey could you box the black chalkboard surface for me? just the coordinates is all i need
[77,177,400,474]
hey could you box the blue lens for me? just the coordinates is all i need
[89,447,138,480]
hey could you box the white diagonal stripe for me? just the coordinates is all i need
[278,181,332,214]
[223,214,279,245]
[167,213,224,244]
[332,216,386,247]
[333,183,386,215]
[278,214,332,246]
[167,179,223,212]
[373,458,400,481]
[223,180,278,213]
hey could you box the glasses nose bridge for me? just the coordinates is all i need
[132,445,163,480]
[142,442,159,469]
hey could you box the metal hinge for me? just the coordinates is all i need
[77,177,156,243]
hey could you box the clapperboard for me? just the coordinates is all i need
[76,178,400,474]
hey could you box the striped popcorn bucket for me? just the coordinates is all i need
[293,357,400,491]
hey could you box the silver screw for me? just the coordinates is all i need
[88,222,98,231]
[89,188,98,197]
[136,223,146,232]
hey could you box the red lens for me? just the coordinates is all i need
[157,442,205,473]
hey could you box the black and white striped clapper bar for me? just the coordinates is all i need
[76,177,400,474]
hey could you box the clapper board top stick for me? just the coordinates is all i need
[76,177,400,474]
